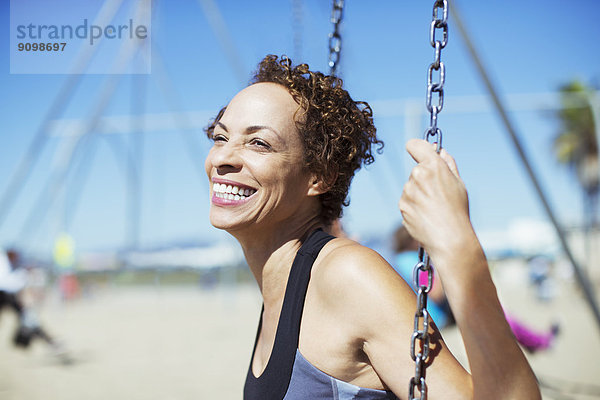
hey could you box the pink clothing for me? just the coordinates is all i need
[504,311,556,352]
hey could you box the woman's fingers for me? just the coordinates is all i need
[440,148,460,179]
[406,139,460,179]
[399,139,472,258]
[405,139,437,163]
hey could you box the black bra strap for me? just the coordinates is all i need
[244,228,335,399]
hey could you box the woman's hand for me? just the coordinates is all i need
[398,139,473,262]
[399,139,542,399]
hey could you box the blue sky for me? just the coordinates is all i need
[0,0,598,255]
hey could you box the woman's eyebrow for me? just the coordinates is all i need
[217,122,284,143]
[246,125,284,143]
[218,122,278,135]
[216,121,228,132]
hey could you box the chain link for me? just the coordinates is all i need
[409,1,448,399]
[328,0,344,75]
[292,0,303,61]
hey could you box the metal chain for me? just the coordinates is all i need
[409,1,448,399]
[328,0,344,76]
[292,0,303,61]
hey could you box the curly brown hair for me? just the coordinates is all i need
[205,55,383,226]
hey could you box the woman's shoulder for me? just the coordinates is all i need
[315,237,389,275]
[311,237,415,313]
[315,237,396,277]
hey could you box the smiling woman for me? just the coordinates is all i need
[204,81,317,233]
[206,55,383,227]
[202,55,541,400]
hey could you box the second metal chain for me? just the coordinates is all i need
[328,0,344,76]
[409,1,448,399]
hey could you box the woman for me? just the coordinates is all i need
[204,55,540,399]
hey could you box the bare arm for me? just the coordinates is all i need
[398,139,541,399]
[313,242,472,399]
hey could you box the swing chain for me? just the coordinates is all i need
[410,1,448,399]
[328,0,344,75]
[409,249,435,400]
[425,0,448,152]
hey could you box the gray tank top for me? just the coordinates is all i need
[243,229,398,399]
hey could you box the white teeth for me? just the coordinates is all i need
[212,182,256,199]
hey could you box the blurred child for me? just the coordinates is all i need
[0,248,71,363]
[392,225,559,352]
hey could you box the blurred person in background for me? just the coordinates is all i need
[392,225,559,353]
[204,55,541,399]
[527,254,556,301]
[0,248,71,363]
[0,248,27,327]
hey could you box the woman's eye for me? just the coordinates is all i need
[251,138,271,149]
[211,133,227,142]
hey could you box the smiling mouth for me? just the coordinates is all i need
[212,182,257,201]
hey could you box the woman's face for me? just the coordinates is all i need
[204,82,318,233]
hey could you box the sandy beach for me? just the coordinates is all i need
[1,259,599,400]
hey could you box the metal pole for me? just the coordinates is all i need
[128,74,145,251]
[450,1,600,332]
[146,44,210,184]
[18,15,147,246]
[196,0,247,86]
[126,0,151,251]
[0,0,126,231]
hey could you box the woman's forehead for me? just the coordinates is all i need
[221,83,299,130]
[230,83,296,112]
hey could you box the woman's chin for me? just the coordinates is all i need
[209,212,246,232]
[209,218,234,231]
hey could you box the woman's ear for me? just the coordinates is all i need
[307,169,337,196]
[307,177,328,196]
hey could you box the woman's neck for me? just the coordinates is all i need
[232,215,322,303]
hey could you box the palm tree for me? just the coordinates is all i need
[553,80,599,264]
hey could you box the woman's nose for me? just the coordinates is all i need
[211,141,242,173]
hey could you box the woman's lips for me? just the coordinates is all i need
[211,180,257,206]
